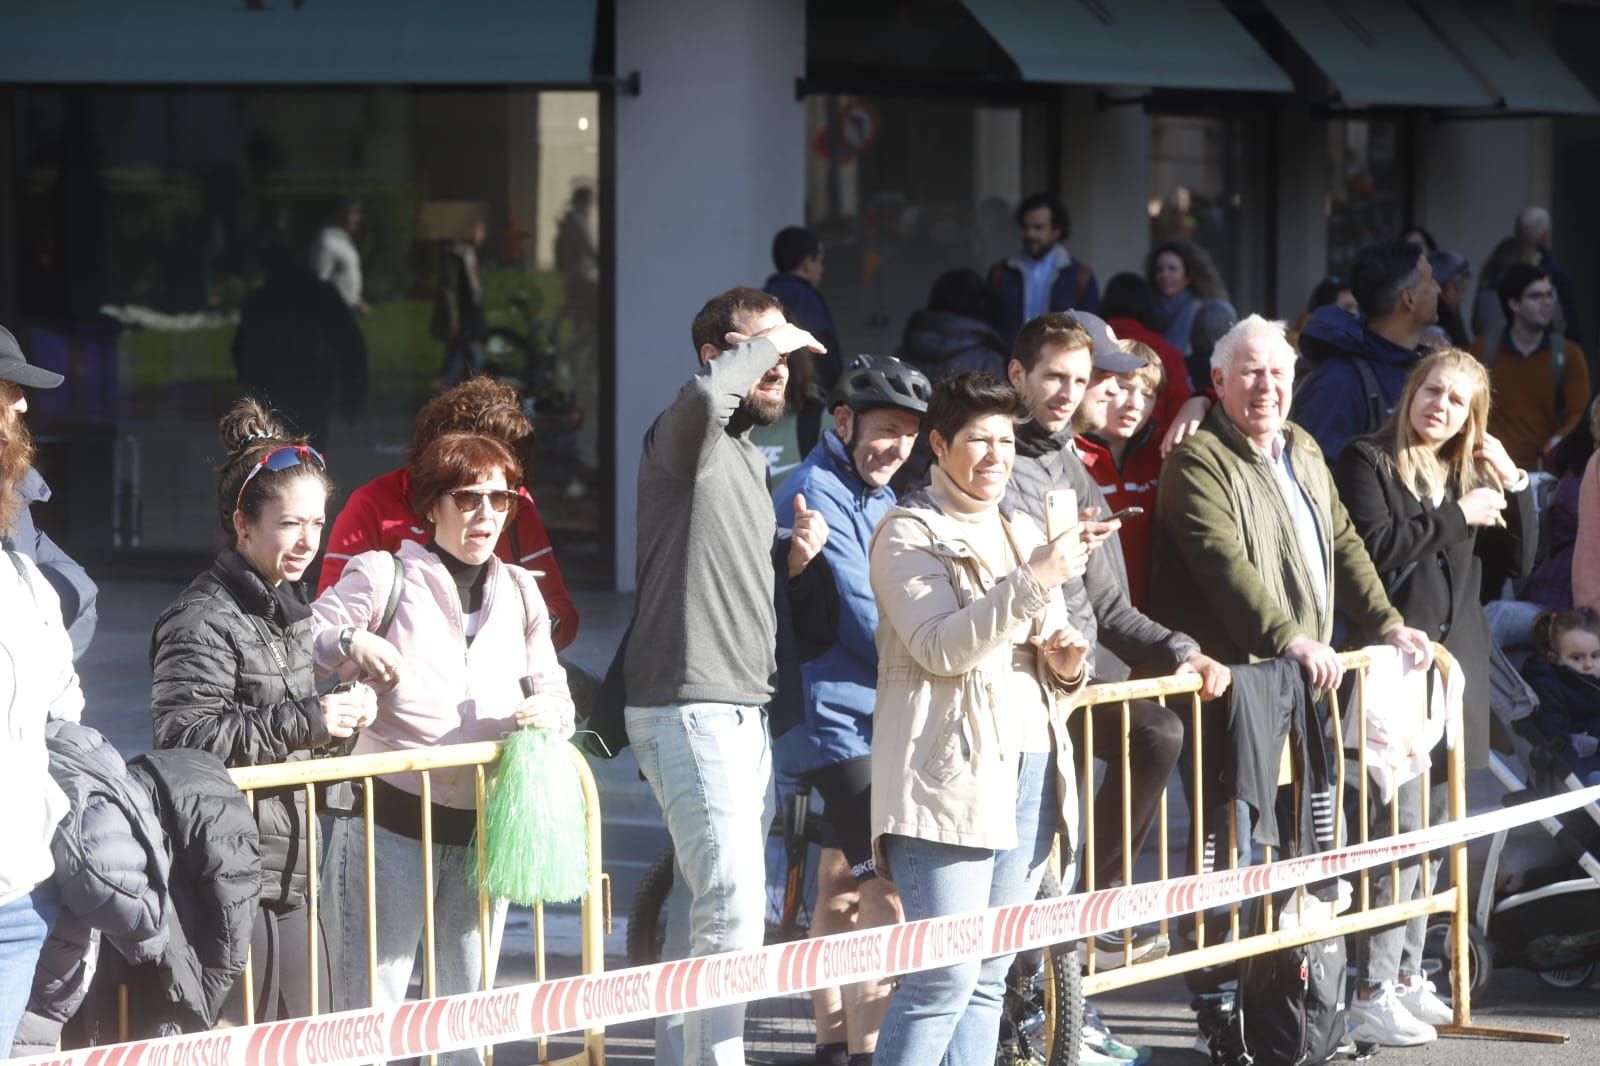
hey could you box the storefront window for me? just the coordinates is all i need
[1148,116,1246,302]
[802,93,1045,362]
[1325,119,1405,280]
[12,87,605,580]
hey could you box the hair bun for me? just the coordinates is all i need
[218,398,288,455]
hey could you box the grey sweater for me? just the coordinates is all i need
[625,338,783,708]
[1006,420,1197,680]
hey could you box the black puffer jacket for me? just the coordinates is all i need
[15,726,262,1052]
[898,309,1008,381]
[151,550,332,908]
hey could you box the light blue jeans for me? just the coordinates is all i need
[874,751,1058,1066]
[0,882,56,1058]
[626,702,777,1066]
[320,816,508,1066]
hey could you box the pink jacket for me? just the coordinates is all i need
[312,540,572,808]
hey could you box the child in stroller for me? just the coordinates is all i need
[1522,608,1600,787]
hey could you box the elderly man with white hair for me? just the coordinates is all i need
[1150,313,1430,685]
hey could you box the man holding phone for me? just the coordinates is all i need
[1004,311,1230,965]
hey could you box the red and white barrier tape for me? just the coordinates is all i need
[17,782,1600,1066]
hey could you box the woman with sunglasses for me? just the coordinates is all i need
[151,400,377,1021]
[312,432,572,1056]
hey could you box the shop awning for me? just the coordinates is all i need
[1260,0,1495,108]
[1418,0,1600,116]
[0,0,596,85]
[962,0,1292,94]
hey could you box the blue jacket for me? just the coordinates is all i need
[772,431,895,772]
[1293,305,1423,463]
[987,246,1100,348]
[764,272,843,393]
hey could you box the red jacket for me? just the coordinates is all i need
[317,467,579,649]
[1076,432,1162,612]
[1106,316,1193,430]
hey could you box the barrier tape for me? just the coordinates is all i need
[17,782,1600,1066]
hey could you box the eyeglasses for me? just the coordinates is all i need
[235,445,325,513]
[444,489,518,514]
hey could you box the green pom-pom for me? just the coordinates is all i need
[477,728,590,905]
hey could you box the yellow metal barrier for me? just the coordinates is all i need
[117,740,606,1065]
[1066,645,1562,1044]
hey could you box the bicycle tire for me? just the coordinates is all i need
[1000,868,1083,1066]
[625,845,676,968]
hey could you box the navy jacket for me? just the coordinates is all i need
[5,468,97,660]
[1294,305,1423,463]
[1522,654,1600,777]
[772,431,896,772]
[987,246,1100,348]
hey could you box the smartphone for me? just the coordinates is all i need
[1043,488,1077,542]
[1104,506,1145,523]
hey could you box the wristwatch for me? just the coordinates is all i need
[337,625,357,659]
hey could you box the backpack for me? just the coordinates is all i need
[1294,352,1386,439]
[1480,330,1567,420]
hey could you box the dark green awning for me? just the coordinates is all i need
[963,0,1292,93]
[1261,0,1495,108]
[1419,0,1600,115]
[1,0,596,84]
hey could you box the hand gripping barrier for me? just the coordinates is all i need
[14,782,1598,1066]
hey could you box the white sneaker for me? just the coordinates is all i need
[1395,975,1453,1026]
[1347,983,1437,1047]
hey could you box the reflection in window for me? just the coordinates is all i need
[1325,119,1403,281]
[12,88,604,575]
[802,94,1039,360]
[1147,116,1243,299]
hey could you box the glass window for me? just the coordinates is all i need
[1324,118,1405,280]
[802,93,1045,361]
[12,87,605,581]
[1148,115,1246,301]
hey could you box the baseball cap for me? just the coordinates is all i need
[0,326,63,389]
[1067,310,1144,374]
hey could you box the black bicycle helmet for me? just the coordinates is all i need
[829,354,932,415]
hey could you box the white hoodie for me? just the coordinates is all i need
[0,551,84,905]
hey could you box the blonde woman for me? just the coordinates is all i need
[1334,348,1534,1046]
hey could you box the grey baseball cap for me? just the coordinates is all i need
[0,325,63,389]
[1067,311,1144,373]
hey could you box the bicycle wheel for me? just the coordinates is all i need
[1000,868,1083,1066]
[622,838,816,1064]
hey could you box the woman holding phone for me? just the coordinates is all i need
[313,432,571,1066]
[868,371,1090,1066]
[1334,348,1534,1046]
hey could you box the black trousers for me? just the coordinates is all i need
[1066,697,1185,891]
[240,902,331,1022]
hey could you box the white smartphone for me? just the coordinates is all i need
[1044,488,1077,542]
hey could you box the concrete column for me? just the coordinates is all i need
[1059,86,1151,282]
[1273,104,1328,324]
[612,0,806,590]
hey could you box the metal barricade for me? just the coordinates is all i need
[1064,645,1541,1040]
[116,740,607,1065]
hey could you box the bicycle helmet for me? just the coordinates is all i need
[829,354,932,415]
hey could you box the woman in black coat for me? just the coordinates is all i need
[150,400,376,1022]
[1334,347,1535,1046]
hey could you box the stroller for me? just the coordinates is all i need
[1423,649,1600,992]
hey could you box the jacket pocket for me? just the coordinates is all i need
[921,710,972,784]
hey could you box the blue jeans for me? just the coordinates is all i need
[320,817,508,1066]
[874,752,1058,1066]
[626,702,777,1066]
[0,882,58,1057]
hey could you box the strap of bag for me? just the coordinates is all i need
[5,548,37,603]
[377,552,404,637]
[1551,331,1566,420]
[1349,352,1386,434]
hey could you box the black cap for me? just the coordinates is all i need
[0,326,63,389]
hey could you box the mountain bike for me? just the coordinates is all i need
[625,785,1084,1065]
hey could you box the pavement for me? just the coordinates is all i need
[74,576,1600,1064]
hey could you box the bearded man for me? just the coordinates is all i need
[623,287,831,1066]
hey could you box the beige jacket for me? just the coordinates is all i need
[868,491,1083,878]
